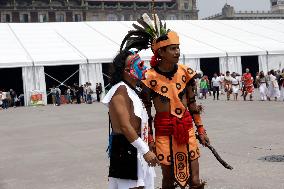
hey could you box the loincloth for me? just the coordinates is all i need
[154,111,200,187]
[109,134,138,180]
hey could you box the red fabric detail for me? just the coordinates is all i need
[243,73,253,86]
[154,111,193,145]
[150,52,159,67]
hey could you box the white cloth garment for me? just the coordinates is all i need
[231,78,239,94]
[259,83,268,101]
[102,81,156,189]
[267,75,280,99]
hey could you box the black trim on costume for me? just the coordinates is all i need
[154,64,178,80]
[169,135,174,179]
[106,112,113,157]
[187,143,193,188]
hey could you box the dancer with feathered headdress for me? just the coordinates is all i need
[120,7,210,189]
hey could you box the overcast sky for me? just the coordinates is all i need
[197,0,271,18]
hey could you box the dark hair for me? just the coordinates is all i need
[110,50,132,86]
[259,71,265,78]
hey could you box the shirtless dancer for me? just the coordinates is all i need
[102,50,158,189]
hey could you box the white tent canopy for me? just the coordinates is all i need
[1,20,284,106]
[9,23,87,66]
[1,20,284,68]
[0,24,33,68]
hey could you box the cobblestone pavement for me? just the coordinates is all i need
[0,93,283,189]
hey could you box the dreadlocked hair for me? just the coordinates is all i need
[120,30,153,52]
[110,50,132,86]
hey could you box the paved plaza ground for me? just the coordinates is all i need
[0,93,283,189]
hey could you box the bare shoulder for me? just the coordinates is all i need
[110,85,130,106]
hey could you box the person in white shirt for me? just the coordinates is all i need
[267,70,280,101]
[211,73,221,100]
[1,89,8,109]
[231,72,240,101]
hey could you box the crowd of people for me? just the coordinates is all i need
[0,89,24,110]
[197,68,284,101]
[49,82,103,106]
[0,82,103,110]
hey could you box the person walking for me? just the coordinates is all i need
[231,73,240,101]
[211,73,221,100]
[200,76,209,99]
[256,71,268,101]
[280,69,284,101]
[267,70,281,101]
[1,89,8,109]
[224,71,233,100]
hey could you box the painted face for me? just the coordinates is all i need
[126,53,147,80]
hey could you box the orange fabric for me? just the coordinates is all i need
[155,128,200,187]
[152,31,180,52]
[143,64,196,118]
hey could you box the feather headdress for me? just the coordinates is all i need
[120,8,179,67]
[120,13,171,53]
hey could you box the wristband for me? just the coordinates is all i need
[131,137,149,155]
[197,126,206,135]
[193,114,203,126]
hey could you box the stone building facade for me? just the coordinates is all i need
[0,0,198,23]
[204,1,284,20]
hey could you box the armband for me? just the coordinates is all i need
[193,114,203,126]
[196,125,206,135]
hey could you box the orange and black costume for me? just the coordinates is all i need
[143,63,206,188]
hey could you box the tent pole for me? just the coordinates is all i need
[226,52,229,72]
[87,60,90,84]
[266,51,269,73]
